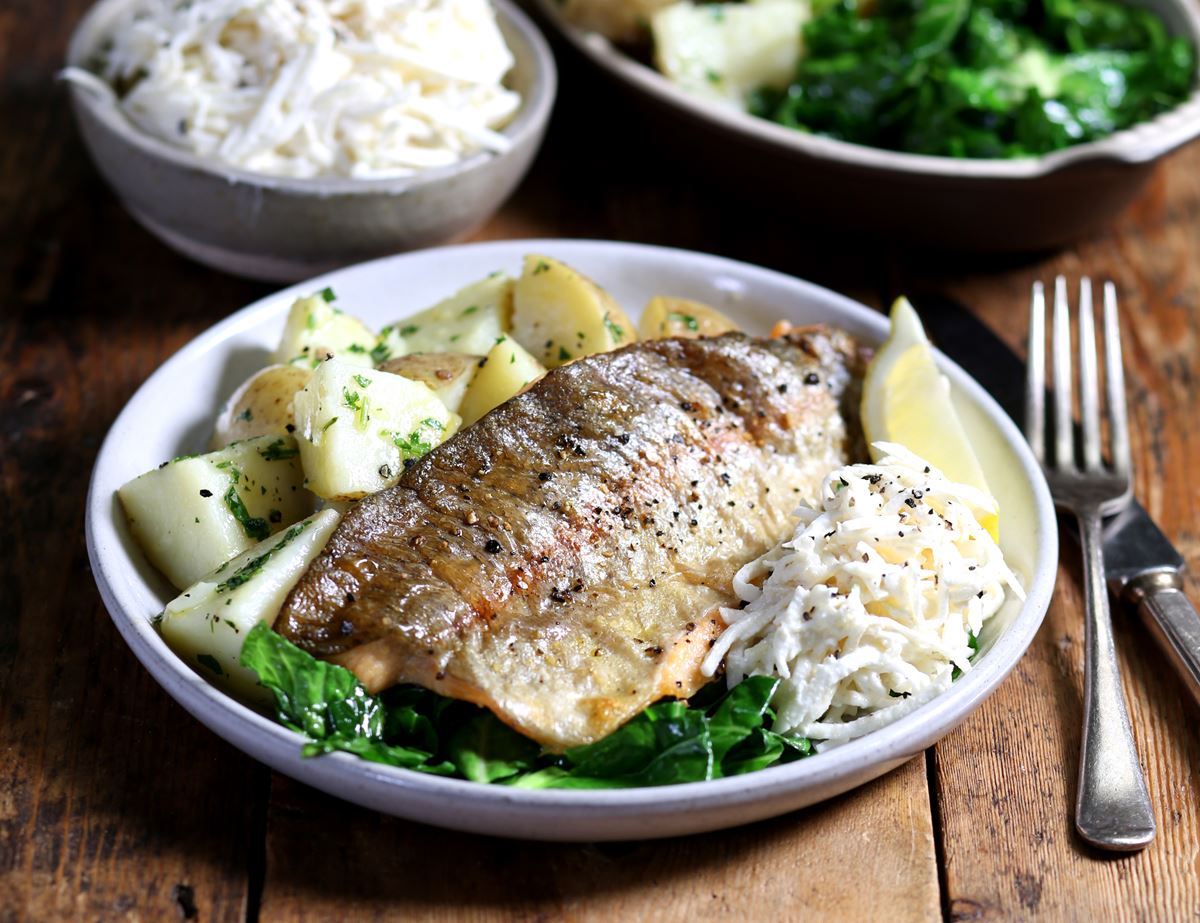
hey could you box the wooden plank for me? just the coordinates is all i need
[257,755,938,923]
[890,145,1200,920]
[0,5,269,917]
[931,569,1200,921]
[0,294,266,922]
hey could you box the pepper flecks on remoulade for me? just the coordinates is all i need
[274,329,868,751]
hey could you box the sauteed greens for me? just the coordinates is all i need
[749,0,1196,157]
[240,623,812,787]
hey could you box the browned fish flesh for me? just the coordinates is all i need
[276,329,868,751]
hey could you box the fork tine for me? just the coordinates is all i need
[1052,276,1075,469]
[1078,279,1102,470]
[1026,282,1046,461]
[1104,282,1131,476]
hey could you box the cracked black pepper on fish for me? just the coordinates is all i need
[275,329,868,751]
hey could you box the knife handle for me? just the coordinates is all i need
[1128,572,1200,707]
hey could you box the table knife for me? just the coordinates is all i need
[1102,504,1200,703]
[915,292,1200,704]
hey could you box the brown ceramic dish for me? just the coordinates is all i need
[532,0,1200,252]
[66,0,557,282]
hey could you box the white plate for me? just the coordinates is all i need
[85,240,1057,841]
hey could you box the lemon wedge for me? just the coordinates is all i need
[861,297,999,542]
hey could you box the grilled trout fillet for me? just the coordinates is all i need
[276,329,867,751]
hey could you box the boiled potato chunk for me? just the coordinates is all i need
[160,509,341,701]
[293,359,459,501]
[379,352,480,413]
[118,435,312,590]
[638,296,740,340]
[511,255,636,369]
[459,337,547,426]
[383,274,513,358]
[273,289,375,369]
[653,0,809,108]
[370,324,408,367]
[209,364,312,450]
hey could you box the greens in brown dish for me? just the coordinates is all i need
[749,0,1196,157]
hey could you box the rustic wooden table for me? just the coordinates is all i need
[3,3,1199,920]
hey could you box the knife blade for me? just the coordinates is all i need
[1103,501,1185,586]
[915,291,1200,705]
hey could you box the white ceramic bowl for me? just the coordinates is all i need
[65,0,557,282]
[85,240,1058,841]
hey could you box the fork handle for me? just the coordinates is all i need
[1077,510,1157,851]
[1127,572,1200,707]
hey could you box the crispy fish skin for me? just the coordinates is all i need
[276,329,867,751]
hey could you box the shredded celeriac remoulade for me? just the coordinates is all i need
[62,0,520,179]
[702,442,1023,750]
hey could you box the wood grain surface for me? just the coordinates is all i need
[257,757,938,923]
[1,2,1198,921]
[890,157,1200,922]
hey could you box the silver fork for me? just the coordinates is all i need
[1026,277,1156,851]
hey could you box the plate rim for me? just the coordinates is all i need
[85,238,1058,834]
